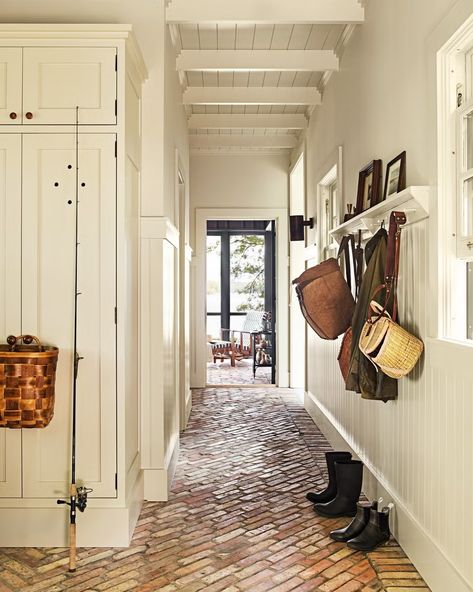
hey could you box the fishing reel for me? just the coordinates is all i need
[76,487,93,512]
[57,486,93,513]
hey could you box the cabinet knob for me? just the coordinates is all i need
[9,112,17,120]
[25,112,33,120]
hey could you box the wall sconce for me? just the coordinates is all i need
[289,215,314,241]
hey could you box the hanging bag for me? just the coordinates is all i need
[293,236,355,340]
[337,232,362,381]
[359,212,424,379]
[0,335,59,428]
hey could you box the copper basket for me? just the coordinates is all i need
[0,335,59,429]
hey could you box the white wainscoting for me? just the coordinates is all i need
[306,218,473,592]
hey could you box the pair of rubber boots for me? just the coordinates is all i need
[330,499,391,552]
[307,451,363,518]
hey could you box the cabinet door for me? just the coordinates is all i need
[0,135,22,497]
[0,49,22,125]
[23,48,117,125]
[22,134,117,498]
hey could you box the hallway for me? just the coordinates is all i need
[0,388,428,592]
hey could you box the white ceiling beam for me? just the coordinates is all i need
[183,87,321,106]
[188,114,308,129]
[166,0,364,25]
[177,50,338,72]
[190,135,298,149]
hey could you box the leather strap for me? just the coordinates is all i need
[337,235,353,291]
[354,230,364,300]
[367,211,406,323]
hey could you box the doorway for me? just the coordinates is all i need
[192,208,289,389]
[206,220,276,386]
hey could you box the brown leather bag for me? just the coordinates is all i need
[293,237,355,340]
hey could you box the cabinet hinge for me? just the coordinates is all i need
[114,140,117,159]
[115,54,118,72]
[114,306,117,324]
[115,473,118,490]
[114,99,118,117]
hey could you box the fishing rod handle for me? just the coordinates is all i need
[69,523,77,572]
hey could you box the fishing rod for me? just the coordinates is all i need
[57,106,92,572]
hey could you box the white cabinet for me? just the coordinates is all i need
[21,134,117,498]
[0,134,22,497]
[0,26,147,547]
[0,133,117,499]
[0,49,22,124]
[0,47,117,125]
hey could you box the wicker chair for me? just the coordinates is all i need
[211,311,265,367]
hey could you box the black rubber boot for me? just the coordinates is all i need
[313,460,363,518]
[347,505,391,551]
[306,451,352,504]
[330,501,377,542]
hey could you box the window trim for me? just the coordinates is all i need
[437,13,473,341]
[317,146,343,261]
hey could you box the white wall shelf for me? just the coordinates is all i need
[330,185,432,242]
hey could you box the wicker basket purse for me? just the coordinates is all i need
[359,301,423,379]
[0,335,59,429]
[359,211,423,380]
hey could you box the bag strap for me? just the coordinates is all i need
[354,229,364,300]
[367,211,406,324]
[337,235,353,291]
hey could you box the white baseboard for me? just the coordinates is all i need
[143,434,180,502]
[304,391,472,592]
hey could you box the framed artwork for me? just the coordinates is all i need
[355,159,382,214]
[384,151,406,199]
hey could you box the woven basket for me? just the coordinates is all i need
[359,302,423,379]
[0,335,59,429]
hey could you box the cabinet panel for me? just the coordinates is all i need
[23,48,117,125]
[0,49,22,125]
[0,134,22,497]
[21,134,117,498]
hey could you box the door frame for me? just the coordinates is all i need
[289,152,307,390]
[174,148,192,431]
[192,207,289,389]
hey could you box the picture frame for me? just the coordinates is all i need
[355,159,382,214]
[383,151,406,200]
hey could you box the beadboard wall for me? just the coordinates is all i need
[301,1,473,590]
[306,217,473,591]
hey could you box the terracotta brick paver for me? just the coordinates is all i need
[0,387,429,591]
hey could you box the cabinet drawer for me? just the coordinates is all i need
[0,48,22,125]
[22,47,117,125]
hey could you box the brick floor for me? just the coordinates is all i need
[207,360,272,385]
[0,387,430,591]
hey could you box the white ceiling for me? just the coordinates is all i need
[166,0,364,154]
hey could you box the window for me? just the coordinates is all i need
[439,16,473,340]
[206,221,275,340]
[318,148,342,260]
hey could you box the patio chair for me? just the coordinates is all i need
[211,311,265,367]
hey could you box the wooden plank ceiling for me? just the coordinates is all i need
[166,0,364,154]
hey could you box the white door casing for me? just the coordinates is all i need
[22,47,117,125]
[289,154,307,390]
[0,48,22,125]
[21,133,117,498]
[0,134,22,497]
[193,208,289,389]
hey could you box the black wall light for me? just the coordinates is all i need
[289,215,314,241]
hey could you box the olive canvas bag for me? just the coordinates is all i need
[293,236,355,340]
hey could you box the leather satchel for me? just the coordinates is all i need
[293,236,355,340]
